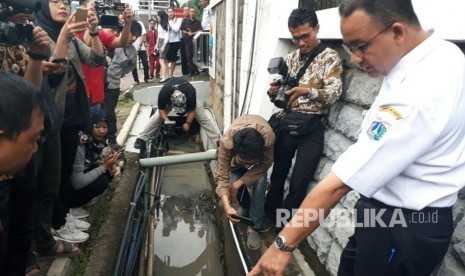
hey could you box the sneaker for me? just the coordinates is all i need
[66,213,90,231]
[133,138,147,149]
[145,78,154,83]
[52,225,89,243]
[246,231,261,250]
[70,207,89,219]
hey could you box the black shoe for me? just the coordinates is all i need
[134,138,146,149]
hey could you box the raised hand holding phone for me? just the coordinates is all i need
[74,7,88,23]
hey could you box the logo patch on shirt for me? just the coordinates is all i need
[379,106,402,120]
[367,121,387,141]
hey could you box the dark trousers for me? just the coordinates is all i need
[338,197,453,276]
[149,52,161,78]
[103,87,120,142]
[265,122,324,222]
[184,38,199,74]
[180,38,189,75]
[33,134,61,252]
[52,125,81,229]
[68,173,112,208]
[132,50,150,82]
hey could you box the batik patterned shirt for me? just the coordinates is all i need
[279,46,343,115]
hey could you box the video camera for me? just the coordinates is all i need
[0,0,41,45]
[267,57,299,109]
[94,0,125,29]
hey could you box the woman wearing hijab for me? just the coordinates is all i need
[31,0,105,265]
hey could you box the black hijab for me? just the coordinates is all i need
[35,0,65,42]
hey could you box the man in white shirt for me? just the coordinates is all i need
[131,20,153,83]
[250,0,465,275]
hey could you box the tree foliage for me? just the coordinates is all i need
[299,0,343,10]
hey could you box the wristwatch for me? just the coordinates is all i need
[274,235,296,252]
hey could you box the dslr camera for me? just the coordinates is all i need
[0,0,41,45]
[94,0,125,28]
[267,57,299,109]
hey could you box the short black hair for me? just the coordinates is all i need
[232,128,265,161]
[131,21,142,37]
[149,18,155,23]
[288,8,318,29]
[0,72,44,140]
[339,0,420,27]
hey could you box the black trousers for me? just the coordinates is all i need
[184,38,199,74]
[132,50,150,82]
[33,133,61,252]
[52,125,81,229]
[338,196,453,276]
[103,87,120,142]
[265,122,324,222]
[180,38,189,75]
[67,173,112,208]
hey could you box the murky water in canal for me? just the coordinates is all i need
[152,139,224,275]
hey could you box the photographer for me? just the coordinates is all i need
[133,77,220,150]
[30,0,105,262]
[0,13,50,88]
[79,0,134,106]
[0,6,50,275]
[265,8,343,228]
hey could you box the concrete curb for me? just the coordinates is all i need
[116,102,141,147]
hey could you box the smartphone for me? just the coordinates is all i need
[51,58,67,63]
[70,1,79,14]
[231,214,255,227]
[74,7,88,23]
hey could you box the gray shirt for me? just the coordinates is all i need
[107,44,137,89]
[70,144,105,190]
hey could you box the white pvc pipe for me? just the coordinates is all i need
[223,0,234,129]
[139,149,217,168]
[232,0,239,119]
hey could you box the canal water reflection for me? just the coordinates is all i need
[151,135,224,276]
[154,195,223,275]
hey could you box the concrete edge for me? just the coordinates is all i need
[116,102,141,147]
[48,257,73,276]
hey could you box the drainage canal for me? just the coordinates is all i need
[115,123,326,275]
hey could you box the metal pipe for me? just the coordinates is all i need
[139,149,217,168]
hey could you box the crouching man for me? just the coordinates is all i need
[215,114,275,250]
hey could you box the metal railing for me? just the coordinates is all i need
[193,32,210,70]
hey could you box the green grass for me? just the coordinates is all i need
[71,188,114,276]
[117,97,136,109]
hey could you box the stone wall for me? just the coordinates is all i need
[307,41,465,276]
[209,0,245,132]
[210,2,226,131]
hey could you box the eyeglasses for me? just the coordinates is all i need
[291,32,312,44]
[342,23,393,56]
[49,0,70,7]
[236,156,259,170]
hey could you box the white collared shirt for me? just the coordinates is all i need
[132,21,147,51]
[168,17,182,43]
[332,34,465,210]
